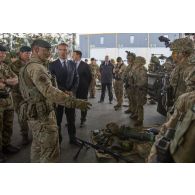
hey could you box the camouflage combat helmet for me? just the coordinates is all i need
[151,55,160,64]
[126,51,136,60]
[170,38,194,53]
[134,56,146,66]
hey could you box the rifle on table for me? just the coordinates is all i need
[73,137,133,163]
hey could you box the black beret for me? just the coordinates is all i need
[20,46,32,52]
[0,45,7,52]
[31,39,51,49]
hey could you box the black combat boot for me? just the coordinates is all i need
[124,109,131,114]
[134,120,143,127]
[0,152,6,163]
[130,113,138,120]
[22,135,30,145]
[2,144,20,154]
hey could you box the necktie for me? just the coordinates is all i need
[63,61,67,72]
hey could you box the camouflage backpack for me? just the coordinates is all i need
[170,105,195,162]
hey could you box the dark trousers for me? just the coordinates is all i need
[100,83,113,102]
[56,105,76,141]
[81,110,87,122]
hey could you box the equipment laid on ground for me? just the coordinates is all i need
[74,123,160,163]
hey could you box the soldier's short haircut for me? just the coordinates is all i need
[73,50,82,58]
[58,43,68,48]
[31,39,51,49]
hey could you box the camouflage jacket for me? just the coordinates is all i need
[162,62,175,73]
[89,64,100,79]
[0,62,17,110]
[132,65,148,89]
[113,63,126,80]
[20,56,71,106]
[10,59,26,94]
[170,59,195,100]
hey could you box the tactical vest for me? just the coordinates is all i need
[170,105,195,162]
[19,62,54,120]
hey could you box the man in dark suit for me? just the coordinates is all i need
[72,50,92,127]
[49,43,79,145]
[99,55,114,104]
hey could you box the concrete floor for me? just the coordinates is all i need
[6,90,165,163]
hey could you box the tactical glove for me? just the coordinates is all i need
[65,97,92,110]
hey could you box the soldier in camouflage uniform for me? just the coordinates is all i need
[0,45,19,162]
[10,46,32,145]
[113,57,126,110]
[148,54,161,73]
[123,51,136,114]
[131,56,148,127]
[170,37,195,102]
[162,56,175,73]
[148,69,195,163]
[89,58,99,98]
[19,40,91,163]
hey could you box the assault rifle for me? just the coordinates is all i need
[73,137,133,163]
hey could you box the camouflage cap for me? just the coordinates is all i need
[20,46,32,52]
[126,51,136,60]
[31,39,51,49]
[134,56,146,66]
[170,38,194,53]
[0,44,7,52]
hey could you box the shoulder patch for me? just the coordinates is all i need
[39,74,47,83]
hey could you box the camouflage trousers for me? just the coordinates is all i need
[135,88,147,122]
[89,78,96,98]
[114,80,124,106]
[12,92,29,137]
[0,109,14,151]
[28,111,60,163]
[126,87,136,113]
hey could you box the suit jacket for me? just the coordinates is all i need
[76,60,92,99]
[100,61,114,84]
[49,59,79,95]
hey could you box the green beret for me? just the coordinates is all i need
[31,39,51,49]
[20,46,32,52]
